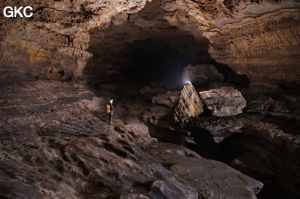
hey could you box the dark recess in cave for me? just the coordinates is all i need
[126,47,191,84]
[84,31,250,87]
[83,0,250,87]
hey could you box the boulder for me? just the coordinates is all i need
[245,93,299,113]
[174,82,204,122]
[146,143,264,199]
[182,64,196,84]
[182,64,224,85]
[152,91,180,108]
[200,87,246,117]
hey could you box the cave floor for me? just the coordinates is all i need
[0,80,299,199]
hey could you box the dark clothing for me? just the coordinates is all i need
[109,104,114,112]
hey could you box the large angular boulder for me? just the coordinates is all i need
[200,87,246,117]
[174,82,204,122]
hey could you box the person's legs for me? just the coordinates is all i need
[108,112,113,124]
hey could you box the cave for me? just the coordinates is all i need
[0,0,300,199]
[83,0,212,85]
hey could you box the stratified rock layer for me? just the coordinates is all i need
[162,0,300,86]
[0,81,197,199]
[200,87,246,117]
[1,0,299,87]
[203,9,300,85]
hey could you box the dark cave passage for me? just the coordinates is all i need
[83,0,213,85]
[126,46,191,84]
[84,21,250,88]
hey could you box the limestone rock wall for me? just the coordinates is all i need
[160,0,300,86]
[203,10,300,85]
[0,0,150,81]
[1,0,299,86]
[84,0,211,80]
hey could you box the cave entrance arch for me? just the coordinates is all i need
[84,0,212,85]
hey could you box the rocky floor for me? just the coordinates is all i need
[141,81,300,199]
[0,80,299,199]
[0,80,172,199]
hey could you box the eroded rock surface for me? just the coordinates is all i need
[1,0,300,198]
[174,82,204,122]
[142,81,300,198]
[200,87,247,117]
[146,142,263,199]
[0,81,198,199]
[152,91,180,108]
[1,0,299,87]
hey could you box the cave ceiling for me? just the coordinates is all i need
[0,0,299,85]
[85,0,211,82]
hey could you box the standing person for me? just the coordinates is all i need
[105,99,114,124]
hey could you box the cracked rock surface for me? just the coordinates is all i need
[146,142,264,199]
[0,81,198,199]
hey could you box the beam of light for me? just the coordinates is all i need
[184,80,191,85]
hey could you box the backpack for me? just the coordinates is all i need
[105,104,111,113]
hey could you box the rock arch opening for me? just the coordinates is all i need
[84,0,215,85]
[0,0,299,199]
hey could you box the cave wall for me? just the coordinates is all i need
[0,0,150,81]
[84,0,211,82]
[203,9,300,85]
[160,0,300,86]
[0,0,299,86]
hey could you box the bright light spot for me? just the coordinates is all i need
[185,80,191,85]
